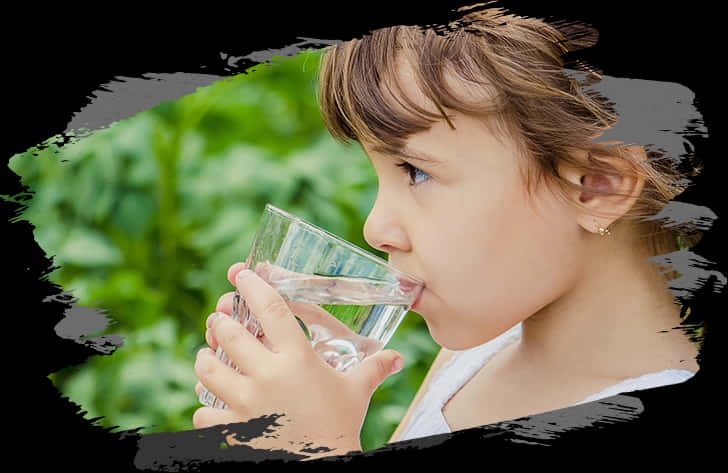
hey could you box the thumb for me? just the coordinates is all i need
[354,349,404,394]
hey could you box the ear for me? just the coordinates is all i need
[558,145,646,235]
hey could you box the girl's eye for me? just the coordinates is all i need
[396,162,431,186]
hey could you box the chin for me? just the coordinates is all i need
[413,297,459,350]
[421,321,465,351]
[414,293,495,350]
[435,336,480,351]
[424,317,511,351]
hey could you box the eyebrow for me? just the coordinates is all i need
[370,145,442,164]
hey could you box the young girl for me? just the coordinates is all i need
[192,6,701,458]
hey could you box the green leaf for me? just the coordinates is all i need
[56,227,123,267]
[112,191,156,238]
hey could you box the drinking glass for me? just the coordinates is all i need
[199,204,424,409]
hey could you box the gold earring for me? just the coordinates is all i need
[594,218,611,236]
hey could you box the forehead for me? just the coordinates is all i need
[364,50,511,154]
[390,49,501,115]
[318,26,524,160]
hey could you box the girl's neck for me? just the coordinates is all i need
[517,228,699,380]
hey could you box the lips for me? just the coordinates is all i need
[397,276,425,310]
[397,277,418,294]
[411,287,424,311]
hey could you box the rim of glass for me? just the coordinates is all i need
[264,204,424,285]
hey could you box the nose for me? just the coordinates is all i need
[363,188,411,256]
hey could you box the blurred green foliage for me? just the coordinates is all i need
[8,50,439,452]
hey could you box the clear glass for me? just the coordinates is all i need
[199,204,425,409]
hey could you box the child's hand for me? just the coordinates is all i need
[201,262,248,352]
[193,264,404,458]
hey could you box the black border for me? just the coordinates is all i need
[5,1,723,469]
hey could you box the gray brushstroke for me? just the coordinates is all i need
[648,249,727,299]
[64,73,227,136]
[134,416,311,468]
[51,292,124,354]
[496,394,644,446]
[221,37,342,69]
[568,71,708,168]
[641,200,718,231]
[567,71,722,300]
[63,38,342,138]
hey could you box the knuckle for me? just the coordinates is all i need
[256,357,286,387]
[364,358,389,392]
[376,357,389,378]
[260,298,290,317]
[255,368,275,387]
[216,319,243,346]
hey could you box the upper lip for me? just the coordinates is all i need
[390,260,422,282]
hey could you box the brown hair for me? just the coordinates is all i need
[317,5,702,261]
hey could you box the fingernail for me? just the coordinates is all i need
[237,269,254,281]
[206,312,225,328]
[391,357,404,375]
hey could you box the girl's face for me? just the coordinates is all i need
[362,112,590,350]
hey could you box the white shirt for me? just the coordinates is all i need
[398,323,696,441]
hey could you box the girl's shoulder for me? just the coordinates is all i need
[388,347,456,443]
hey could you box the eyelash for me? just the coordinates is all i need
[395,162,431,186]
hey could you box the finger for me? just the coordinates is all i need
[195,381,203,396]
[253,261,341,286]
[349,349,404,395]
[206,312,226,329]
[211,312,272,375]
[286,301,357,340]
[235,269,311,352]
[194,347,252,410]
[215,292,236,315]
[205,312,229,350]
[252,261,308,282]
[193,406,240,429]
[205,327,218,350]
[285,302,379,356]
[227,262,248,287]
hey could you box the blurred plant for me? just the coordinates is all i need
[7,50,439,452]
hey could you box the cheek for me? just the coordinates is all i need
[486,195,580,299]
[421,183,583,346]
[428,180,547,286]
